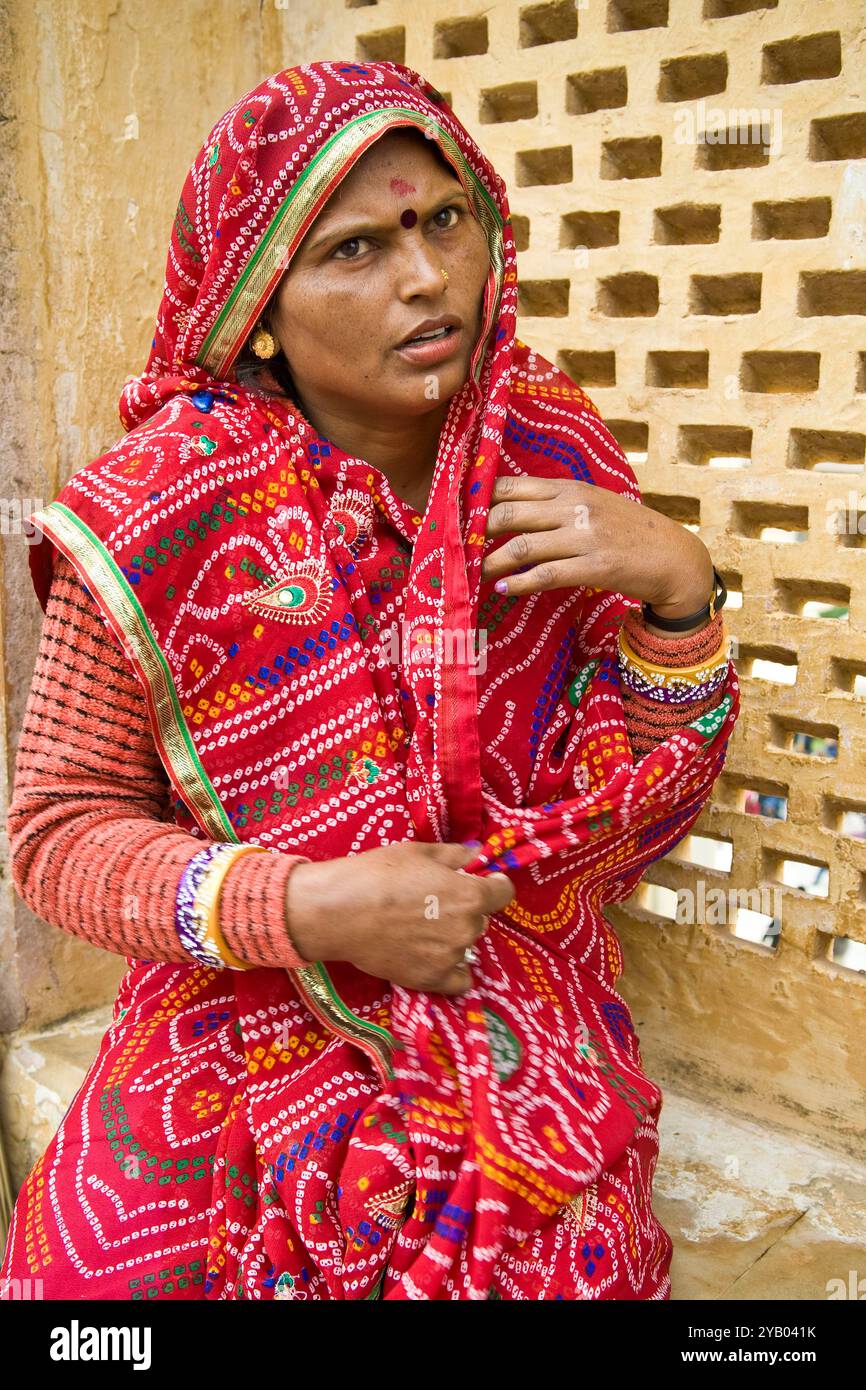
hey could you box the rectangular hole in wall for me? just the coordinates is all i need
[752,197,832,240]
[560,210,620,250]
[765,851,829,898]
[658,52,727,103]
[601,136,662,180]
[787,429,865,473]
[719,568,743,609]
[669,833,733,872]
[732,501,808,542]
[596,273,659,316]
[640,492,699,529]
[517,279,570,315]
[519,1,578,47]
[604,419,649,465]
[740,351,820,393]
[776,579,850,622]
[830,657,866,696]
[761,31,842,85]
[824,932,866,977]
[608,0,669,31]
[703,0,778,16]
[566,67,627,114]
[798,271,866,317]
[558,208,619,252]
[479,82,538,124]
[739,644,798,685]
[836,504,866,548]
[689,273,761,315]
[511,214,531,251]
[653,203,721,244]
[857,354,866,393]
[356,27,405,63]
[516,146,573,186]
[731,908,780,950]
[810,113,866,162]
[717,772,788,820]
[769,716,838,760]
[678,424,752,467]
[557,350,616,388]
[635,880,679,921]
[696,125,771,171]
[433,15,489,58]
[822,797,866,840]
[646,351,709,388]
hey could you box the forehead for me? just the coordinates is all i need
[314,130,459,221]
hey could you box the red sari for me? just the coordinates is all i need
[2,60,739,1300]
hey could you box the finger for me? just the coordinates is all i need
[487,557,592,598]
[481,873,516,912]
[490,474,577,504]
[484,496,564,540]
[482,528,587,584]
[438,963,474,996]
[468,913,491,942]
[421,842,479,868]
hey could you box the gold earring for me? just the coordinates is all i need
[250,323,278,359]
[440,267,449,289]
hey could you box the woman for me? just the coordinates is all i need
[1,61,738,1300]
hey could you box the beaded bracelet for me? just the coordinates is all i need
[176,842,270,970]
[617,620,730,705]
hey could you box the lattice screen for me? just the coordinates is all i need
[280,0,866,1146]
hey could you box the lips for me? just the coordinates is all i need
[397,314,462,347]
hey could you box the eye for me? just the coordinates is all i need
[330,205,464,261]
[433,205,462,230]
[331,236,374,262]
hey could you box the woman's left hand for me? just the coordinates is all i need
[480,473,714,618]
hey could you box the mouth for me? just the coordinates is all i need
[395,319,463,364]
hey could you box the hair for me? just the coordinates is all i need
[231,127,461,402]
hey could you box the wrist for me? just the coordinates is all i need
[644,541,714,632]
[284,858,345,964]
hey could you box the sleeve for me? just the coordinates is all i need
[7,549,311,971]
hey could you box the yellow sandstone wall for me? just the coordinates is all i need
[1,1,864,1162]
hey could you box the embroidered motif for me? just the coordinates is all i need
[366,1180,414,1230]
[348,755,381,786]
[328,488,376,550]
[238,558,331,624]
[562,1181,599,1237]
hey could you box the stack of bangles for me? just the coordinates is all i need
[175,841,277,971]
[617,608,731,706]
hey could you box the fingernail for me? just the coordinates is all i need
[494,579,508,593]
[462,839,482,849]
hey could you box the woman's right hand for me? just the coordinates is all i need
[284,841,516,995]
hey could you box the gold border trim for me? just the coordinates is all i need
[28,502,395,1081]
[198,107,505,379]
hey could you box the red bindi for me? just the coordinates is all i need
[400,208,418,228]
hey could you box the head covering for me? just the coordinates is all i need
[25,61,738,1299]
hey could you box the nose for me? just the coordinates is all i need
[393,229,448,300]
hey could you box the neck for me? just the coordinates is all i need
[293,393,451,513]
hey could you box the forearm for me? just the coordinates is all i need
[8,549,310,971]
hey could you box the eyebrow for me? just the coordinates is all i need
[304,188,471,255]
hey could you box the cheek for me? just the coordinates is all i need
[454,231,492,299]
[281,284,373,360]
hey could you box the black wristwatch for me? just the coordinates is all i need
[642,566,727,633]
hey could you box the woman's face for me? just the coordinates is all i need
[266,129,492,423]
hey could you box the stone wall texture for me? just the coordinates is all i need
[1,0,864,1172]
